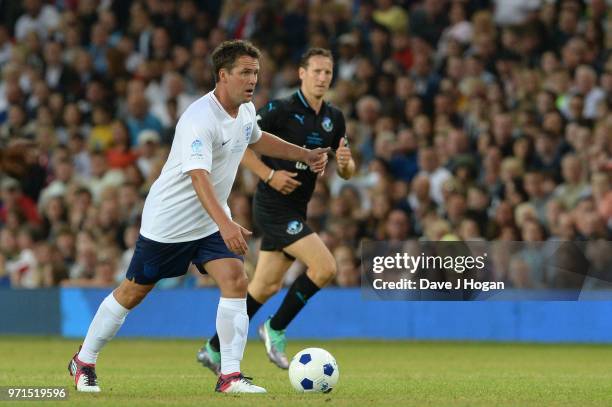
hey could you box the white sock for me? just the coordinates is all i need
[216,297,248,375]
[78,292,129,364]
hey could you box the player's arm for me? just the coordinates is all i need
[241,148,302,195]
[335,137,355,179]
[249,131,329,174]
[188,169,251,255]
[334,116,355,179]
[247,100,308,193]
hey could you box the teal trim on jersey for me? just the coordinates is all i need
[296,89,309,109]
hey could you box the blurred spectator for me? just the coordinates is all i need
[152,71,197,127]
[7,226,37,287]
[106,120,138,169]
[38,156,80,211]
[86,152,125,202]
[14,0,60,42]
[136,129,161,178]
[68,132,91,177]
[522,170,550,224]
[494,0,541,26]
[333,245,360,287]
[89,105,114,151]
[410,0,448,47]
[125,91,163,146]
[63,257,117,288]
[40,195,66,238]
[0,177,40,226]
[68,230,97,280]
[554,154,589,210]
[54,226,75,270]
[572,65,606,119]
[0,25,12,67]
[383,209,411,242]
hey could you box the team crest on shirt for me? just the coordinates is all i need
[191,139,204,156]
[286,220,303,235]
[322,117,333,132]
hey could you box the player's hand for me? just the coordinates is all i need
[305,147,330,174]
[335,137,352,170]
[269,170,302,195]
[219,220,252,255]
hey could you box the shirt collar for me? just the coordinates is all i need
[295,89,310,109]
[295,89,327,114]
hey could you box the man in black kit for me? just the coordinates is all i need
[197,48,355,373]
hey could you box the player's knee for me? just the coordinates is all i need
[235,274,248,293]
[113,280,153,309]
[223,271,248,295]
[313,260,337,285]
[249,278,280,301]
[114,285,149,309]
[261,280,283,299]
[325,261,338,280]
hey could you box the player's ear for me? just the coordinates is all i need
[298,67,306,81]
[218,68,228,83]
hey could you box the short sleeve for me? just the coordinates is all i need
[332,111,346,150]
[256,100,280,133]
[249,120,262,144]
[179,116,214,174]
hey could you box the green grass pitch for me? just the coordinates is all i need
[2,337,612,406]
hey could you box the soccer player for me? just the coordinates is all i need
[67,40,329,394]
[198,48,355,373]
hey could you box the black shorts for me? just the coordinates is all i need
[253,192,313,253]
[126,232,242,285]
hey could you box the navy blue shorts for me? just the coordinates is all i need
[125,232,243,285]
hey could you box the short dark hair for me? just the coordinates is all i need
[211,40,261,82]
[299,48,333,69]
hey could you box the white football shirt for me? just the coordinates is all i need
[140,91,262,243]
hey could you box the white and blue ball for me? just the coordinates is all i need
[288,348,339,393]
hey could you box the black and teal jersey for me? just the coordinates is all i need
[255,89,346,209]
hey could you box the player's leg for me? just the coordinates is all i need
[261,233,336,368]
[69,279,155,392]
[205,250,292,348]
[68,234,190,393]
[204,257,266,393]
[250,250,296,368]
[199,250,292,374]
[249,249,295,303]
[273,233,337,328]
[282,233,337,289]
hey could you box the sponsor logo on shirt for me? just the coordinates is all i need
[306,132,323,146]
[286,220,304,235]
[296,145,308,170]
[294,114,305,125]
[322,116,333,132]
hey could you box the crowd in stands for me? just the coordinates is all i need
[0,0,610,290]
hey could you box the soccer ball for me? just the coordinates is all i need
[288,348,339,393]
